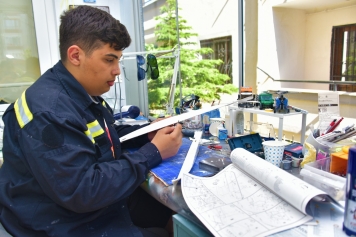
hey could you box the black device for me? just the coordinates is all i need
[199,157,232,174]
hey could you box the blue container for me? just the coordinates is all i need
[343,147,356,236]
[227,133,263,153]
[218,128,228,140]
[204,124,210,134]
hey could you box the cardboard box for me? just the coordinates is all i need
[284,142,303,159]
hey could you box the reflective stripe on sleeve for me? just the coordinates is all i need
[14,90,33,128]
[84,120,104,143]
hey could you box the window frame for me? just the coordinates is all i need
[32,0,60,74]
[330,23,356,92]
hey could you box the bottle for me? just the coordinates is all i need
[114,105,140,120]
[343,146,356,236]
[203,115,210,134]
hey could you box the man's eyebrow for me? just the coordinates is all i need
[105,53,119,59]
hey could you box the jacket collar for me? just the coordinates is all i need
[53,61,95,110]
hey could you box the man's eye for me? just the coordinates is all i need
[107,59,114,63]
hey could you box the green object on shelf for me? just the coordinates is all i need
[173,214,213,237]
[258,91,274,110]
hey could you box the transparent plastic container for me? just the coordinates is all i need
[301,158,346,201]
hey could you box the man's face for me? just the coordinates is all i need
[78,44,122,96]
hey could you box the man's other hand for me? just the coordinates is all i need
[151,123,183,159]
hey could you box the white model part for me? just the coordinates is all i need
[172,131,203,188]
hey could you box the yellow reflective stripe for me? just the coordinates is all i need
[88,120,104,137]
[102,101,106,107]
[84,130,94,143]
[84,120,104,143]
[14,90,33,128]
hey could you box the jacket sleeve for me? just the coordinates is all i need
[15,112,160,213]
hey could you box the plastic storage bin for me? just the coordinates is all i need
[300,158,346,201]
[228,133,263,153]
[302,134,334,155]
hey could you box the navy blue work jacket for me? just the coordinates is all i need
[0,61,162,237]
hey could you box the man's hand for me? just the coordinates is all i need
[147,116,171,141]
[151,123,183,159]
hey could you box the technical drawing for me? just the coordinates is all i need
[182,148,318,237]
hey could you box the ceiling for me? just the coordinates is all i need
[274,0,356,13]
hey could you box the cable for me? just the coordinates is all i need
[113,77,117,112]
[118,76,123,122]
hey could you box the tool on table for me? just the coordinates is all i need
[329,128,356,143]
[329,117,344,133]
[316,131,341,142]
[321,119,337,136]
[265,90,308,115]
[342,124,354,133]
[207,144,223,151]
[257,91,274,110]
[176,94,201,114]
[198,138,220,145]
[199,157,232,174]
[273,91,290,114]
[237,86,258,108]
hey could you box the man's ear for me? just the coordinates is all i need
[67,45,82,66]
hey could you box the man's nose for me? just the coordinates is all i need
[113,64,121,76]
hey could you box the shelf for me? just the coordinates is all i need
[228,106,308,144]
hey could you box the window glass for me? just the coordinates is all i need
[0,0,40,104]
[330,24,356,92]
[201,36,233,82]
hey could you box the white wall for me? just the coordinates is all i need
[273,8,306,89]
[304,5,356,90]
[257,3,306,92]
[256,0,356,92]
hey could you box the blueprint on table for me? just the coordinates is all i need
[181,148,330,237]
[150,138,229,186]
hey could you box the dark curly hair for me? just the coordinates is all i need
[59,5,131,62]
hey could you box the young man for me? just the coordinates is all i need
[0,5,182,237]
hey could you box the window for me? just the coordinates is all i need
[0,1,40,104]
[5,37,21,48]
[4,19,20,30]
[330,24,356,92]
[200,36,232,82]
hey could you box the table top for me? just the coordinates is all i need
[142,135,347,237]
[141,135,230,226]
